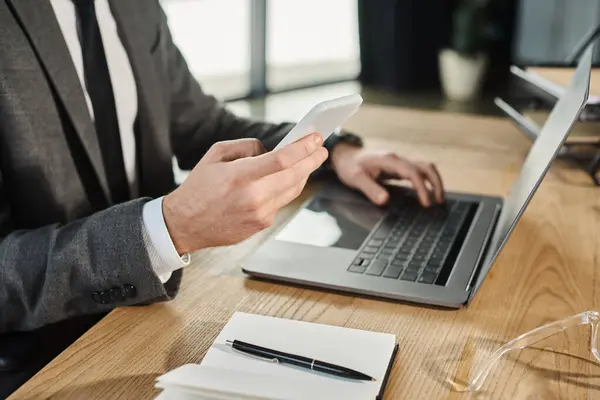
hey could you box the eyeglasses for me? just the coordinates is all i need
[463,310,600,392]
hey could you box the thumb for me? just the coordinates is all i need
[205,139,266,163]
[352,172,389,206]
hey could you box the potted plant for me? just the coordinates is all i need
[439,0,493,102]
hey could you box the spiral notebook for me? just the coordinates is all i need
[155,312,398,400]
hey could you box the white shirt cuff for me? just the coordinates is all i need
[142,197,191,283]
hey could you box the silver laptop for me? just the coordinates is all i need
[242,46,593,308]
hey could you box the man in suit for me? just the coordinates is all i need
[0,0,444,395]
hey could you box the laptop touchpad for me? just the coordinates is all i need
[275,197,384,250]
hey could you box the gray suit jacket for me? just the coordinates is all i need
[0,0,293,332]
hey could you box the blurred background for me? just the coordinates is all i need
[159,0,600,122]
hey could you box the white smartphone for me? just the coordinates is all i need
[273,94,363,151]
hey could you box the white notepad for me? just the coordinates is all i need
[155,312,398,400]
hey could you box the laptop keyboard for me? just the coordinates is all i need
[348,196,477,286]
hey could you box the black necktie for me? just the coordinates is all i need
[73,0,130,204]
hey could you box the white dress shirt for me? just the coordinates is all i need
[50,0,189,283]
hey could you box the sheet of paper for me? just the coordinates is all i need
[158,364,377,400]
[156,312,396,400]
[155,387,223,400]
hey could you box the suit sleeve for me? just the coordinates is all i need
[0,172,181,332]
[157,4,294,170]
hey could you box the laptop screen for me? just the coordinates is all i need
[471,45,593,297]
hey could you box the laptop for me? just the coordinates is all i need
[242,45,593,308]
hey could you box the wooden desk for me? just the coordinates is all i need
[529,67,600,98]
[10,106,600,399]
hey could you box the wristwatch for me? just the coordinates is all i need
[322,130,364,171]
[324,129,363,152]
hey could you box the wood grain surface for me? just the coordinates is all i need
[10,105,600,400]
[529,68,600,98]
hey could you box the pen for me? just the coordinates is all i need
[225,339,376,381]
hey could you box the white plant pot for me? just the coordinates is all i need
[439,49,488,102]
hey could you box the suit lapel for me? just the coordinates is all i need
[6,0,112,204]
[109,0,175,197]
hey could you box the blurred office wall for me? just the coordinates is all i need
[514,0,600,65]
[163,0,600,102]
[357,0,450,92]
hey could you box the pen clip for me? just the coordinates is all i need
[226,340,280,363]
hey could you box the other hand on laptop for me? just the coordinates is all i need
[330,145,445,208]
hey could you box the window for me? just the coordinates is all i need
[267,0,361,91]
[161,0,252,99]
[160,0,360,99]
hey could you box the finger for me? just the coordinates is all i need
[381,157,431,207]
[235,133,323,180]
[205,139,266,163]
[253,147,328,205]
[416,162,444,204]
[268,177,309,212]
[352,172,389,205]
